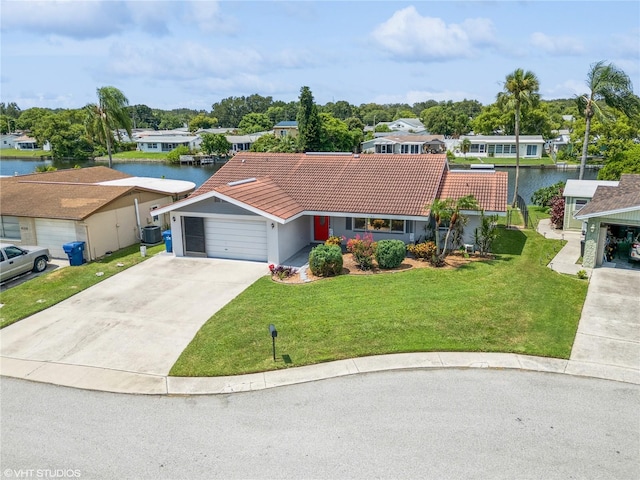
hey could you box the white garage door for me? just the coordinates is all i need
[204,218,267,262]
[35,218,78,258]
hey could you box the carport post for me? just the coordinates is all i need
[269,324,277,361]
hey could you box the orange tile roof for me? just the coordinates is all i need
[193,152,451,219]
[436,170,509,213]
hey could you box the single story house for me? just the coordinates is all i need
[273,121,298,137]
[227,133,268,153]
[153,152,508,265]
[361,135,446,154]
[0,167,195,260]
[376,118,426,134]
[575,174,640,268]
[136,135,201,153]
[563,179,619,231]
[13,135,39,150]
[452,135,545,159]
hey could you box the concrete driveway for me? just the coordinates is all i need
[0,254,267,379]
[568,267,640,383]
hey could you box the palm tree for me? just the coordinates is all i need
[85,86,132,168]
[429,195,479,260]
[576,61,638,180]
[497,69,540,207]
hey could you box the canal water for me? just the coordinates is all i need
[0,157,598,205]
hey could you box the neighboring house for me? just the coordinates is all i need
[13,135,39,150]
[1,134,19,150]
[0,167,195,260]
[153,152,508,265]
[273,121,298,138]
[575,174,640,268]
[563,179,619,231]
[361,135,446,154]
[226,133,268,153]
[136,135,201,153]
[451,135,545,159]
[376,118,426,134]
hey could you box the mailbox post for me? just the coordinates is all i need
[269,324,278,361]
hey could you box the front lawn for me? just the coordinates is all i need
[0,244,165,329]
[96,151,169,161]
[171,227,587,377]
[0,149,49,158]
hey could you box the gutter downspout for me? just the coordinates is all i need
[134,198,143,241]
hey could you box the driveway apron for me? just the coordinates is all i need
[0,255,266,376]
[568,267,640,382]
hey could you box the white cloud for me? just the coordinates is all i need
[374,89,485,105]
[370,6,496,61]
[182,0,237,34]
[543,79,585,99]
[529,32,584,55]
[609,30,640,59]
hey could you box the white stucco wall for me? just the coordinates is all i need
[276,216,311,264]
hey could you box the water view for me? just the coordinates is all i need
[0,157,598,205]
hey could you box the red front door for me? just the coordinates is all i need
[314,216,330,242]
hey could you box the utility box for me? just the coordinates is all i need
[142,225,162,244]
[63,241,86,266]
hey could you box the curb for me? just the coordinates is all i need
[2,352,638,396]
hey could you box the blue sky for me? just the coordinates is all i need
[1,0,638,111]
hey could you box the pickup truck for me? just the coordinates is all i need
[0,243,50,283]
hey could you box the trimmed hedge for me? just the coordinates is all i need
[375,239,406,269]
[309,244,343,277]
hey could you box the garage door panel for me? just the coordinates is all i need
[34,219,78,258]
[204,218,267,261]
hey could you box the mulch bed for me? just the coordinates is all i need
[272,252,493,284]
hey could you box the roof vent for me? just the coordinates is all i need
[227,177,257,187]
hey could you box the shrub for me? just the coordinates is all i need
[325,236,343,247]
[550,193,565,229]
[166,145,192,164]
[375,240,406,269]
[268,264,297,280]
[308,244,343,277]
[576,269,588,280]
[346,233,377,270]
[407,241,437,260]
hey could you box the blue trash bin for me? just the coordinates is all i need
[162,230,173,253]
[62,241,86,266]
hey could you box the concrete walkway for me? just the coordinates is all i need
[536,219,591,276]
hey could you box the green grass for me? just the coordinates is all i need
[0,149,49,158]
[528,205,551,229]
[96,151,169,161]
[449,156,555,166]
[171,227,587,377]
[0,244,165,329]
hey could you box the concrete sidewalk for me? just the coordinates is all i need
[537,219,590,276]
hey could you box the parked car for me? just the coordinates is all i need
[630,234,640,262]
[0,243,50,282]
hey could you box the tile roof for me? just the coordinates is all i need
[186,152,506,220]
[575,174,640,218]
[436,170,509,213]
[1,167,139,220]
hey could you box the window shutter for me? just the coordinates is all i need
[346,217,352,230]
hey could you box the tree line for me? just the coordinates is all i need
[1,61,638,181]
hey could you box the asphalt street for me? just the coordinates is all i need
[1,370,638,480]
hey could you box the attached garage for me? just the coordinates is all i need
[35,218,78,258]
[204,217,267,262]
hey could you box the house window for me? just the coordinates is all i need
[400,145,419,154]
[0,216,20,239]
[469,144,486,153]
[526,145,538,156]
[495,145,503,154]
[575,199,587,212]
[376,144,393,154]
[147,143,157,149]
[353,217,405,233]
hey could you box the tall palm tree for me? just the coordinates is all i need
[85,86,132,168]
[497,69,540,207]
[576,61,638,180]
